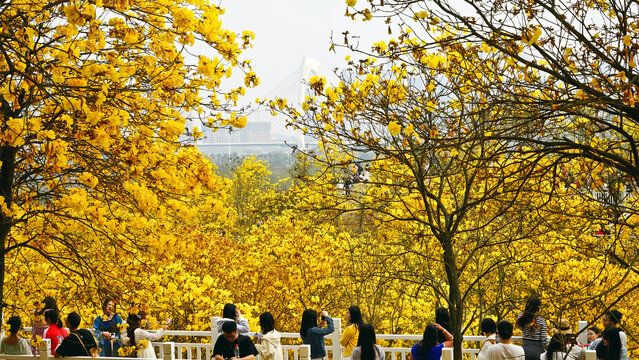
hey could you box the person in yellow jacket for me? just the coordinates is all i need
[340,306,364,359]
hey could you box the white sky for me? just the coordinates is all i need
[218,0,390,104]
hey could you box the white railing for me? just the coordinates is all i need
[170,342,212,360]
[1,339,311,360]
[166,342,310,360]
[0,345,597,360]
[14,318,597,360]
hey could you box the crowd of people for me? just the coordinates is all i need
[0,297,172,358]
[0,296,632,360]
[473,297,629,360]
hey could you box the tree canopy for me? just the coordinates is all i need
[0,0,256,308]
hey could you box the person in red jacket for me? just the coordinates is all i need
[42,309,68,355]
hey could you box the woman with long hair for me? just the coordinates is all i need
[300,309,334,360]
[256,312,283,360]
[124,309,171,359]
[340,306,364,359]
[539,319,585,360]
[0,316,32,355]
[410,323,453,360]
[539,333,566,360]
[350,324,384,360]
[93,298,123,356]
[596,327,628,360]
[216,303,250,333]
[516,296,548,360]
[30,296,59,355]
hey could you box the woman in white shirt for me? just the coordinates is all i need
[350,324,384,360]
[123,310,171,359]
[256,312,283,360]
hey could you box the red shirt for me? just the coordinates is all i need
[44,324,68,355]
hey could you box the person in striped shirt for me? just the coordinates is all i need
[516,296,548,360]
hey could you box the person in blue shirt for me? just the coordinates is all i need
[93,298,123,357]
[410,323,453,360]
[300,310,334,360]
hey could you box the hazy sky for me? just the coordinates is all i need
[218,0,390,102]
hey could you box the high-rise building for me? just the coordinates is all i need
[188,57,321,156]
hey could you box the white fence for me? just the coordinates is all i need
[0,339,311,360]
[11,317,598,360]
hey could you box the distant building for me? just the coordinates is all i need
[202,122,271,144]
[190,57,321,156]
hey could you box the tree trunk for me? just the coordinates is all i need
[0,144,17,312]
[440,233,464,360]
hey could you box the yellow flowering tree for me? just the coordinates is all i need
[2,155,353,338]
[227,156,286,236]
[270,61,577,357]
[0,0,256,311]
[344,0,639,189]
[268,17,639,356]
[337,0,639,353]
[2,147,234,322]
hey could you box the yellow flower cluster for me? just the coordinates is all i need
[31,336,42,348]
[138,339,149,350]
[118,346,136,357]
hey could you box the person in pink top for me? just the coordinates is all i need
[42,309,68,355]
[31,296,60,355]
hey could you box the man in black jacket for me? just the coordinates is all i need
[55,312,97,357]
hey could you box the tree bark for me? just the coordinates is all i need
[0,144,17,312]
[440,233,464,360]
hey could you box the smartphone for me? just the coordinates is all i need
[320,315,326,321]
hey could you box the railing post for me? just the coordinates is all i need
[441,348,453,360]
[40,339,51,360]
[577,321,588,345]
[585,350,596,360]
[299,344,311,360]
[163,342,175,360]
[331,318,342,360]
[0,312,4,340]
[211,317,220,344]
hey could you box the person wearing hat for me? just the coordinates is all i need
[539,320,584,360]
[557,319,573,336]
[561,320,585,360]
